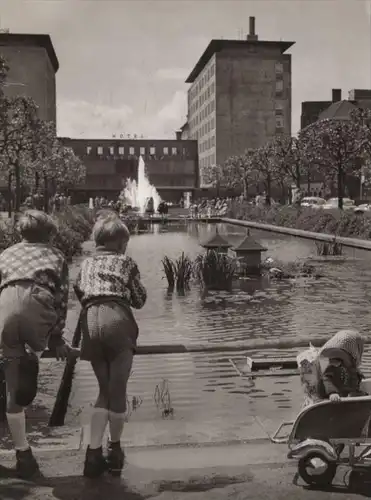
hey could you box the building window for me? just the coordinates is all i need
[275,62,283,74]
[86,146,92,155]
[275,116,284,129]
[172,147,178,155]
[275,80,284,95]
[163,147,169,155]
[150,146,156,155]
[97,146,103,155]
[109,146,114,155]
[129,147,135,155]
[140,147,145,155]
[275,101,284,114]
[118,146,124,155]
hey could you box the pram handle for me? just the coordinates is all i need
[270,420,295,444]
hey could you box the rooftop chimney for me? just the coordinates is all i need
[175,130,182,141]
[247,16,258,41]
[332,88,342,103]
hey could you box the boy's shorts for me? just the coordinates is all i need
[0,281,58,359]
[80,300,138,363]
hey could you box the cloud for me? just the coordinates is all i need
[154,67,188,81]
[57,90,188,139]
[157,90,187,123]
[57,100,133,138]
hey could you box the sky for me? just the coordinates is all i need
[0,0,370,139]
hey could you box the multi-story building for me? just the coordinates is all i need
[60,137,199,203]
[184,17,294,185]
[0,33,59,124]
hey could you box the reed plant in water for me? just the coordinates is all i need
[315,241,343,256]
[162,256,176,289]
[194,250,236,291]
[174,252,193,291]
[162,253,193,291]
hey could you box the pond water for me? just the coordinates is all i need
[64,222,371,432]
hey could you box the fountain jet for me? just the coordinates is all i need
[123,156,161,213]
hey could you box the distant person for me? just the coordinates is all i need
[255,193,265,207]
[145,197,154,216]
[157,201,168,217]
[75,216,147,478]
[292,188,303,207]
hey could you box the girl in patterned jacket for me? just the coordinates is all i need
[75,213,147,478]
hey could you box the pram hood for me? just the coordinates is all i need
[320,329,364,368]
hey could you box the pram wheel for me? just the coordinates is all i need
[298,452,337,486]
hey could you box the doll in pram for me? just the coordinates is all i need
[271,330,371,489]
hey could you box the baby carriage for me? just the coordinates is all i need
[270,343,371,489]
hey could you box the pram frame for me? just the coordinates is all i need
[271,396,371,486]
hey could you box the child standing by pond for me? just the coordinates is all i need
[0,210,70,479]
[75,215,147,478]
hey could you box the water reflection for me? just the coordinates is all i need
[67,223,371,426]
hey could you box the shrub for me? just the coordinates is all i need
[228,203,371,240]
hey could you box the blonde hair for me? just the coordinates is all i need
[18,210,57,243]
[95,209,119,222]
[92,216,130,249]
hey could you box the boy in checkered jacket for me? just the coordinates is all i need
[0,210,71,479]
[75,213,146,478]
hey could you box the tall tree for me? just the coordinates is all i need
[269,135,300,189]
[48,143,86,193]
[222,150,259,198]
[252,143,280,204]
[299,117,371,209]
[0,96,40,211]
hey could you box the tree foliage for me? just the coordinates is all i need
[0,56,85,212]
[268,135,300,188]
[250,143,279,203]
[299,117,371,208]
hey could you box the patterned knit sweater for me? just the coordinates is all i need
[0,240,69,338]
[75,247,147,309]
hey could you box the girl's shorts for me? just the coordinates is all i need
[80,301,138,363]
[0,282,58,359]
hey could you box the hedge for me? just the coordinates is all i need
[228,203,371,240]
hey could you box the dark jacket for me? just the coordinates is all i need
[319,363,364,398]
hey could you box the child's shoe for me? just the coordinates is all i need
[83,446,107,478]
[16,448,40,480]
[106,441,125,477]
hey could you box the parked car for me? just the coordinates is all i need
[300,197,326,209]
[354,203,371,213]
[322,198,355,210]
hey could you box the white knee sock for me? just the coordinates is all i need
[108,411,126,443]
[6,411,29,451]
[89,408,109,449]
